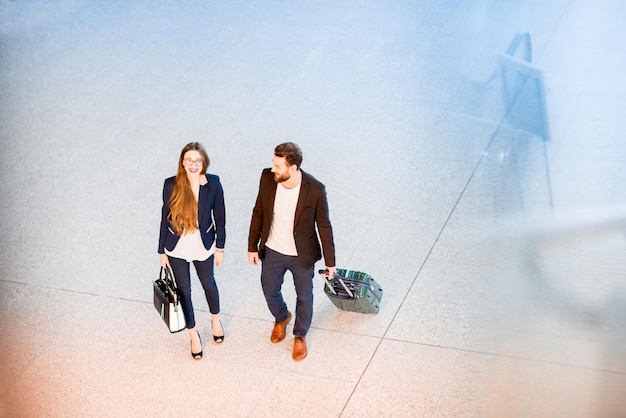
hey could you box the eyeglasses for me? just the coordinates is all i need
[183,158,203,167]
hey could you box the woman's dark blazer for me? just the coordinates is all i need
[158,174,226,254]
[247,168,335,269]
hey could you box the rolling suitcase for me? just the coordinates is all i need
[320,268,383,314]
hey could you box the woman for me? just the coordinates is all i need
[158,142,226,360]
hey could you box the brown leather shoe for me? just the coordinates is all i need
[270,311,292,343]
[292,336,307,361]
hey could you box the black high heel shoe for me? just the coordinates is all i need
[191,331,203,359]
[212,319,224,344]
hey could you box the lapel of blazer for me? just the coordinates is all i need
[198,175,210,226]
[294,171,310,227]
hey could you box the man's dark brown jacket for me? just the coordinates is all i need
[248,168,335,269]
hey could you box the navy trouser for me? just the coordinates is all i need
[169,255,219,329]
[261,247,315,338]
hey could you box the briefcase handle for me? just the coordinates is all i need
[319,269,354,298]
[160,266,180,305]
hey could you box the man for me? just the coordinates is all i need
[247,142,336,361]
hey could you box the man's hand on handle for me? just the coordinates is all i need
[323,266,336,278]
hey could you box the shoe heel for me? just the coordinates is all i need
[213,320,224,344]
[191,331,203,359]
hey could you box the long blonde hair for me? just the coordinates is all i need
[167,142,210,235]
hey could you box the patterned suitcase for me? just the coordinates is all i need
[321,268,383,314]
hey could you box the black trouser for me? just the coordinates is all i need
[168,255,219,329]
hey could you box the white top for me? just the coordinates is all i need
[265,182,300,256]
[165,228,215,262]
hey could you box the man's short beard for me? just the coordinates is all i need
[274,172,290,183]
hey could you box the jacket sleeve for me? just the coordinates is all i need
[213,176,226,249]
[247,172,265,252]
[315,182,336,267]
[158,178,173,254]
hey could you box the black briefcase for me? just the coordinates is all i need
[321,269,383,314]
[153,266,186,333]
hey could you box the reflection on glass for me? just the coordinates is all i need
[498,32,550,140]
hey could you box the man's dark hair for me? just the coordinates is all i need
[274,142,303,169]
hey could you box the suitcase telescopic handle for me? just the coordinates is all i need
[319,269,337,295]
[319,269,354,298]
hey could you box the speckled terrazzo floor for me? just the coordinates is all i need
[1,1,625,417]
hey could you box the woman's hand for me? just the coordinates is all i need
[159,253,170,269]
[214,250,225,267]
